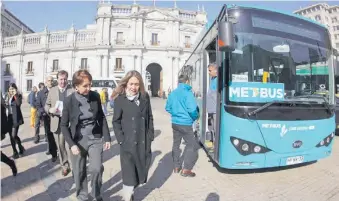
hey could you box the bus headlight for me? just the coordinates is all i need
[316,133,335,147]
[254,146,261,153]
[233,139,239,146]
[230,136,271,156]
[242,144,249,151]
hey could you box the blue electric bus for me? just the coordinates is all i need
[179,5,336,169]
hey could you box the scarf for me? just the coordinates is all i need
[126,91,140,106]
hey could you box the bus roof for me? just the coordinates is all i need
[182,4,328,69]
[229,4,326,28]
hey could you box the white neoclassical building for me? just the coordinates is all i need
[0,1,207,97]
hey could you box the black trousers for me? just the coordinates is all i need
[1,151,14,168]
[34,114,41,138]
[7,114,23,154]
[42,115,58,158]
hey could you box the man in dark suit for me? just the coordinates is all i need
[36,78,57,162]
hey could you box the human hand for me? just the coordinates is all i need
[71,145,80,155]
[103,142,111,150]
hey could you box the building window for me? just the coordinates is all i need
[4,64,11,75]
[185,36,191,48]
[151,33,159,45]
[26,61,33,74]
[26,80,32,91]
[116,32,124,44]
[336,43,339,48]
[80,58,88,70]
[115,58,123,71]
[52,59,59,72]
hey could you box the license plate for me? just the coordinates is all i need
[286,156,304,165]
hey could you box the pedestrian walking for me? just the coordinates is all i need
[112,70,154,201]
[5,83,25,159]
[45,70,73,176]
[1,95,17,176]
[165,74,200,177]
[61,70,111,201]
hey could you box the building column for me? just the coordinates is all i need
[133,55,137,70]
[71,52,76,76]
[132,18,137,44]
[19,55,23,92]
[173,57,179,88]
[174,21,179,47]
[108,55,111,78]
[97,55,103,77]
[43,54,48,81]
[102,55,108,78]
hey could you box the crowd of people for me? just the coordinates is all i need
[1,64,218,200]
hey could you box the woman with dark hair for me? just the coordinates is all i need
[6,83,25,159]
[60,70,111,201]
[112,70,154,201]
[1,95,17,176]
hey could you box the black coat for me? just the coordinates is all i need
[7,94,24,127]
[36,87,49,116]
[112,93,154,187]
[60,91,111,148]
[1,103,9,139]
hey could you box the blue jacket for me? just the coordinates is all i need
[28,91,37,108]
[165,83,199,126]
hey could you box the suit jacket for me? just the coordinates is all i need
[60,91,111,147]
[44,85,73,133]
[36,87,49,116]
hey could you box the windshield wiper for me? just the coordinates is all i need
[293,95,332,114]
[247,100,296,116]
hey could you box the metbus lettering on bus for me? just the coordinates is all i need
[229,82,284,102]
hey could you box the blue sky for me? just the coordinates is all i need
[3,1,337,32]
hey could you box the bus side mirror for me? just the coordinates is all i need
[218,21,235,52]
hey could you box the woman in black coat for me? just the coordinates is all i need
[6,83,25,159]
[60,70,111,201]
[1,95,17,176]
[112,70,154,201]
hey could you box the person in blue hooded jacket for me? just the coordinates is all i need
[165,74,199,177]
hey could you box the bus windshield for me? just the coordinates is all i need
[227,8,334,105]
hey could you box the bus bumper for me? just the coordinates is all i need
[219,145,333,169]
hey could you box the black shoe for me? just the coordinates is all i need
[12,152,19,159]
[9,160,17,176]
[19,146,25,156]
[51,156,57,162]
[45,151,50,155]
[34,137,40,144]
